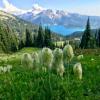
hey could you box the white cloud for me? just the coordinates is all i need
[1,0,45,15]
[1,0,30,15]
[1,0,100,16]
[33,4,44,11]
[32,3,44,15]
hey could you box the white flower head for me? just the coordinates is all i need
[53,48,63,64]
[7,65,12,69]
[41,48,53,70]
[73,62,82,80]
[7,65,12,72]
[56,64,65,77]
[52,48,64,76]
[31,52,40,70]
[63,44,74,63]
[77,55,84,60]
[32,52,39,64]
[21,53,33,68]
[3,67,8,73]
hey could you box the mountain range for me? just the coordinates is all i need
[1,0,100,35]
[19,8,100,29]
[18,6,100,35]
[0,10,64,41]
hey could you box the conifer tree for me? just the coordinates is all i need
[25,28,32,47]
[97,29,100,47]
[95,30,97,47]
[44,27,52,47]
[80,17,92,48]
[0,24,18,52]
[95,30,99,47]
[19,39,24,50]
[36,25,44,48]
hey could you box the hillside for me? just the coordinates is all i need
[66,29,98,39]
[0,10,38,35]
[0,10,64,41]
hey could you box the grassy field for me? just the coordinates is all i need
[0,48,100,100]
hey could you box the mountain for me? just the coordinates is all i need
[0,10,64,41]
[66,29,97,39]
[1,1,100,35]
[18,8,100,29]
[17,6,100,35]
[0,10,38,36]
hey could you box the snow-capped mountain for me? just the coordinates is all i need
[19,8,100,29]
[1,0,100,35]
[18,7,100,35]
[19,9,71,25]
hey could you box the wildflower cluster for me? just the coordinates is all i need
[21,43,83,79]
[0,65,12,73]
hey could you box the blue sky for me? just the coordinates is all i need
[0,0,100,16]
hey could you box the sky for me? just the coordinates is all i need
[0,0,100,16]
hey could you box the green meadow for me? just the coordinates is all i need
[0,48,100,100]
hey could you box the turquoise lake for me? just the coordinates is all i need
[43,25,84,36]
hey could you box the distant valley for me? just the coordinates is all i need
[18,6,100,36]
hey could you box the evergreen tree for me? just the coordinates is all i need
[44,27,52,47]
[36,25,44,48]
[0,24,18,52]
[80,17,92,49]
[0,25,6,52]
[95,30,98,47]
[10,33,18,52]
[19,39,24,50]
[97,29,100,47]
[18,32,25,50]
[25,28,32,47]
[33,34,36,47]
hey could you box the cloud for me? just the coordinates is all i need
[1,0,30,15]
[1,0,44,15]
[33,4,44,10]
[32,3,44,14]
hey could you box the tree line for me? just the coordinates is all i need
[0,17,100,53]
[19,25,54,50]
[0,23,54,53]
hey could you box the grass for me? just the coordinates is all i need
[0,48,100,100]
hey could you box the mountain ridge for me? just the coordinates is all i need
[18,8,100,29]
[1,0,100,36]
[0,10,38,36]
[0,10,64,41]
